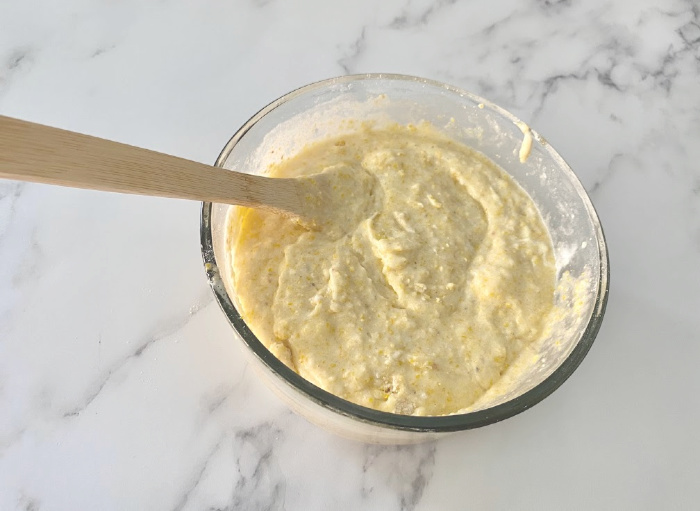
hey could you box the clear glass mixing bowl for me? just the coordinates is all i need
[200,74,609,444]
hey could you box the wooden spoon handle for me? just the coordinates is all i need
[0,115,302,213]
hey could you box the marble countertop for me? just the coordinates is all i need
[1,0,699,509]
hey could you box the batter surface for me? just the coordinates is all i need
[228,124,555,416]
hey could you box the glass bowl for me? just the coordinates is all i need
[200,74,609,444]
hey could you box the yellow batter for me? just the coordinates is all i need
[227,123,555,416]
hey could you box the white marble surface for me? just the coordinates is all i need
[1,0,699,509]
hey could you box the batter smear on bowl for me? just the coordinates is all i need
[227,123,556,416]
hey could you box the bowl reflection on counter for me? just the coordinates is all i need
[200,74,609,444]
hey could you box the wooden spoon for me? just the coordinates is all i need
[0,115,377,230]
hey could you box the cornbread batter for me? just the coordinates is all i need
[228,124,555,416]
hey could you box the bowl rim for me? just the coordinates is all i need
[199,73,610,432]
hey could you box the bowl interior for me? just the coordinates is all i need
[201,74,608,431]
